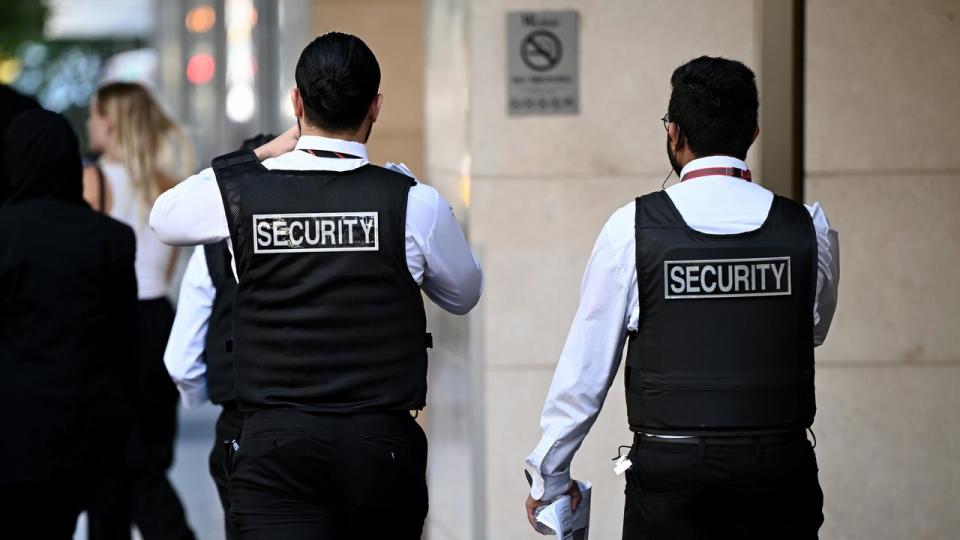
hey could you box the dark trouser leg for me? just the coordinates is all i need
[129,298,195,540]
[230,409,428,540]
[2,480,89,540]
[89,436,196,540]
[335,412,429,539]
[90,298,195,540]
[621,441,704,540]
[622,436,824,540]
[87,468,132,540]
[210,405,245,540]
[128,469,195,540]
[718,440,824,539]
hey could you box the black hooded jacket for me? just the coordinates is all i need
[0,110,138,485]
[0,84,40,201]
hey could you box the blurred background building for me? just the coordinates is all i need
[2,0,958,539]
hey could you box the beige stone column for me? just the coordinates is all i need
[423,2,481,538]
[756,0,804,199]
[805,1,960,538]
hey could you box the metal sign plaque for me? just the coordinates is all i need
[507,10,579,115]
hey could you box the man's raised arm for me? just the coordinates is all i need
[149,168,230,246]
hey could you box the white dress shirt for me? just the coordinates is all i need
[525,156,840,501]
[150,135,484,315]
[164,246,215,408]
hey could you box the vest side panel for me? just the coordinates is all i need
[203,240,237,404]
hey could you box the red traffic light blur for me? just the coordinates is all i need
[186,53,215,85]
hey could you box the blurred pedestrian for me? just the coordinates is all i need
[0,84,40,199]
[83,81,196,540]
[0,108,138,539]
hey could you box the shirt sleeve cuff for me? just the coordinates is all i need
[177,379,210,409]
[526,465,572,501]
[525,434,574,500]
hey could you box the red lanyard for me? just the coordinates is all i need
[300,148,360,160]
[680,167,752,183]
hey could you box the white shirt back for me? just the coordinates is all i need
[100,159,174,300]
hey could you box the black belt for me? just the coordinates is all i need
[635,430,807,446]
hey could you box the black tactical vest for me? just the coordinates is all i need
[625,190,817,436]
[203,240,237,405]
[213,150,429,414]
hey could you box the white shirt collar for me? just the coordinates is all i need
[295,134,368,160]
[679,155,749,180]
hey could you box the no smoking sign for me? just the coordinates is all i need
[507,11,579,115]
[521,30,563,72]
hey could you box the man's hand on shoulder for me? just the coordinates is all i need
[254,124,300,161]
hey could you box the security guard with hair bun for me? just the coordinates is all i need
[151,32,483,539]
[524,56,840,539]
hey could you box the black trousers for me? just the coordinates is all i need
[622,433,824,540]
[229,408,428,539]
[87,298,195,540]
[210,404,245,540]
[1,480,93,539]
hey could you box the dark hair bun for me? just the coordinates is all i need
[295,32,381,133]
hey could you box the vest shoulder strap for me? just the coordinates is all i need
[212,149,260,179]
[633,193,681,332]
[366,164,418,189]
[765,195,815,230]
[635,191,683,230]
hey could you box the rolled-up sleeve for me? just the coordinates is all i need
[406,183,483,315]
[150,168,230,246]
[164,246,216,408]
[806,202,840,346]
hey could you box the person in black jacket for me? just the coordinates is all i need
[0,109,139,538]
[0,84,40,199]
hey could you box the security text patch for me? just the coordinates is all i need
[253,212,378,253]
[664,257,791,299]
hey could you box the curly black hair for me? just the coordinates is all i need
[667,56,759,160]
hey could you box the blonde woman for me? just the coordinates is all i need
[82,82,196,540]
